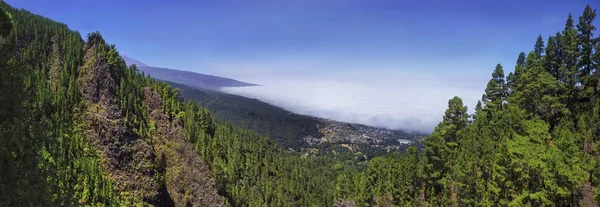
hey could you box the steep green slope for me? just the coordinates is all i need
[170,81,322,148]
[0,3,122,205]
[0,3,225,206]
[0,2,344,206]
[171,82,422,152]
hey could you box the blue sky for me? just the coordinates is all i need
[8,0,598,76]
[7,0,599,132]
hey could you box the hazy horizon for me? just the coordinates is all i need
[221,72,484,133]
[11,0,599,132]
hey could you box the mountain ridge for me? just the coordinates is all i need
[122,55,149,67]
[123,56,423,155]
[122,56,259,90]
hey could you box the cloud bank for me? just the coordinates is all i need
[221,72,484,133]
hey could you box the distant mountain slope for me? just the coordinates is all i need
[122,55,149,67]
[122,56,258,90]
[121,57,422,158]
[138,66,258,90]
[169,82,423,153]
[170,82,322,148]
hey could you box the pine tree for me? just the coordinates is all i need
[510,52,528,90]
[577,4,597,85]
[593,37,600,95]
[483,64,507,110]
[561,13,579,89]
[472,100,483,121]
[544,34,562,80]
[425,97,468,204]
[517,52,527,67]
[506,72,515,95]
[534,35,545,59]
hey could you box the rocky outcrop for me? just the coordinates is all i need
[78,35,162,204]
[580,182,598,207]
[48,36,62,92]
[78,36,122,118]
[144,87,224,207]
[77,33,224,206]
[334,200,356,207]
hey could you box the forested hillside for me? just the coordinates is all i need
[170,81,323,148]
[0,2,346,206]
[171,81,421,154]
[1,1,600,207]
[0,2,226,205]
[331,5,600,206]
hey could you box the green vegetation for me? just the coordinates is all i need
[1,1,600,206]
[170,81,322,148]
[332,5,600,206]
[0,3,223,206]
[172,81,421,161]
[0,3,122,205]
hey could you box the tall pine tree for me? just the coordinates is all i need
[534,35,545,59]
[577,4,597,85]
[483,64,507,110]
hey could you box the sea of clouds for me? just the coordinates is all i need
[221,71,485,133]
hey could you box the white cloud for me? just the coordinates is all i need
[221,71,484,133]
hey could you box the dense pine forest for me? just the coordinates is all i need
[1,1,600,206]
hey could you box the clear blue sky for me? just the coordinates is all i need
[6,0,598,78]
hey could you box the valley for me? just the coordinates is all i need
[121,56,424,158]
[166,81,423,159]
